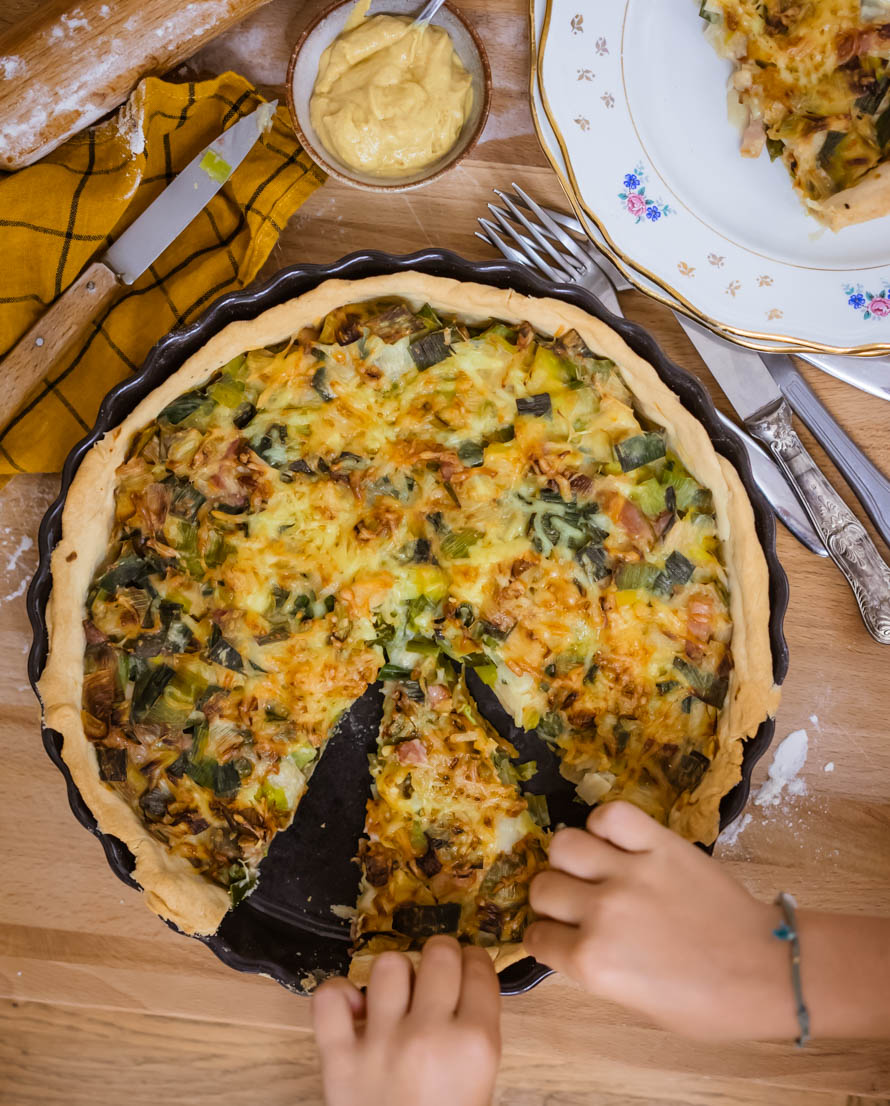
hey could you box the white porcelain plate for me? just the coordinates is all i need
[536,0,890,353]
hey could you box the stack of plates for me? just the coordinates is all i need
[529,0,890,356]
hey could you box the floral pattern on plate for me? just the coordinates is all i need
[619,165,672,223]
[844,281,890,320]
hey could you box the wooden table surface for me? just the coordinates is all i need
[3,1,890,1103]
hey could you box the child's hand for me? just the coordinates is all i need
[525,802,799,1040]
[313,936,501,1106]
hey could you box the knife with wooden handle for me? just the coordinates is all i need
[0,102,275,433]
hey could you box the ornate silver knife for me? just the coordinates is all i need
[682,318,890,644]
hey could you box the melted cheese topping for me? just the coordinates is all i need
[702,0,890,203]
[82,298,732,903]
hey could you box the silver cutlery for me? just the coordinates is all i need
[478,186,890,643]
[477,195,826,558]
[682,317,890,644]
[762,354,890,552]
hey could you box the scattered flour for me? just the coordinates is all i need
[152,1,233,42]
[5,535,32,573]
[61,10,91,33]
[115,86,147,158]
[0,56,25,80]
[824,762,835,773]
[809,713,820,729]
[717,812,752,848]
[2,577,28,604]
[100,4,111,16]
[755,728,808,807]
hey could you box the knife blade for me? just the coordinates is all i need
[763,353,890,550]
[683,320,890,644]
[105,102,276,284]
[671,318,825,556]
[0,102,276,432]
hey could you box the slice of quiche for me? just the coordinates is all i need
[701,0,890,227]
[349,657,550,982]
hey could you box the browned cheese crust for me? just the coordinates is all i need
[39,272,779,937]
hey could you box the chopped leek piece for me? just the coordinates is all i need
[410,329,452,370]
[537,712,563,742]
[632,477,667,517]
[159,391,209,425]
[131,663,174,722]
[576,541,610,581]
[311,366,335,402]
[457,441,485,467]
[378,663,413,680]
[96,745,127,782]
[614,432,665,472]
[525,792,550,827]
[186,756,240,796]
[443,479,461,507]
[291,745,317,769]
[516,392,552,417]
[228,860,256,906]
[233,402,256,429]
[440,528,482,558]
[205,624,244,673]
[615,562,660,591]
[208,374,244,408]
[672,656,728,708]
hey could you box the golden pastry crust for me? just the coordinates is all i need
[39,271,778,937]
[812,162,890,230]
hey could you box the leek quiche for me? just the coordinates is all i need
[700,0,890,228]
[40,273,777,958]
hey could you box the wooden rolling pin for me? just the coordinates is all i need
[0,0,274,170]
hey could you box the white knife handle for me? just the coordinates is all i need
[0,260,120,433]
[749,401,890,645]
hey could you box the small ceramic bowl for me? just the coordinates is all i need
[287,0,492,192]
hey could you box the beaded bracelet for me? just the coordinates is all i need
[773,892,810,1047]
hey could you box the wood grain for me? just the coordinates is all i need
[0,260,119,429]
[0,0,274,169]
[2,1,890,1104]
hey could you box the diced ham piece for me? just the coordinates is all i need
[426,684,452,710]
[687,595,713,642]
[397,739,427,765]
[617,497,654,546]
[740,118,766,158]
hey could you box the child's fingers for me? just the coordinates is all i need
[523,919,582,976]
[313,977,363,1050]
[411,936,463,1018]
[587,801,662,853]
[529,869,596,923]
[548,827,625,880]
[457,945,501,1031]
[366,951,414,1030]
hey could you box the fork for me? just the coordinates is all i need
[476,185,826,556]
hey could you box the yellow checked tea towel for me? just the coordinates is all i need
[0,72,325,480]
